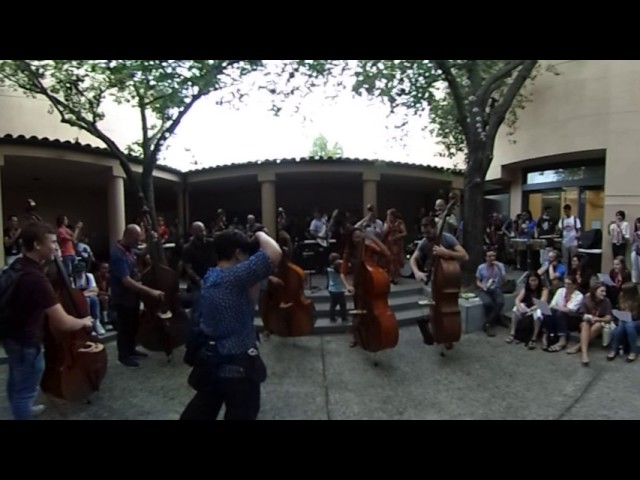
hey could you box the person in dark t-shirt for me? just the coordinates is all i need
[409,216,469,347]
[182,221,217,322]
[4,214,22,266]
[3,222,93,420]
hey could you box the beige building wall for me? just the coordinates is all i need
[489,60,640,270]
[0,87,143,150]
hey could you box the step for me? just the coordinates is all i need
[284,293,425,317]
[255,306,428,335]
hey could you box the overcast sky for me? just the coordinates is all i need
[158,72,457,172]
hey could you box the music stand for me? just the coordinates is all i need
[304,270,322,293]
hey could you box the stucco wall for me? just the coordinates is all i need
[488,60,640,270]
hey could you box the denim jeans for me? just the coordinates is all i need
[610,321,640,354]
[478,288,505,326]
[86,295,100,321]
[3,340,45,420]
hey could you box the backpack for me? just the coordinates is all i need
[0,260,24,339]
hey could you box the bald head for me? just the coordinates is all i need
[122,224,142,246]
[191,221,206,241]
[435,199,446,213]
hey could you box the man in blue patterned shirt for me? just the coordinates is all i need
[180,230,282,420]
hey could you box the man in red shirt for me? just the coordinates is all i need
[157,216,170,243]
[56,215,82,276]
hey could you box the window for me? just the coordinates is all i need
[525,164,605,185]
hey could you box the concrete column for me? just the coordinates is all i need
[0,156,5,268]
[184,186,191,232]
[107,172,126,247]
[258,171,277,236]
[362,170,380,215]
[176,184,185,239]
[508,169,523,218]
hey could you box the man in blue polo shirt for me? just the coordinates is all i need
[109,224,164,368]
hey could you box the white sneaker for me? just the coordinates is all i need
[31,404,46,416]
[95,322,107,336]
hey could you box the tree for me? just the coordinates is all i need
[275,60,556,275]
[0,60,264,223]
[309,134,344,157]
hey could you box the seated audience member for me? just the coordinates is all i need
[566,283,612,366]
[506,271,549,349]
[607,282,640,362]
[568,254,592,295]
[542,275,584,352]
[70,261,106,336]
[537,249,566,293]
[475,249,506,337]
[607,256,631,308]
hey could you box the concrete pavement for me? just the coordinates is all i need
[1,327,639,420]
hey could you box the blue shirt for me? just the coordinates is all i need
[476,262,506,290]
[543,261,566,281]
[327,268,344,293]
[200,250,274,356]
[109,242,140,308]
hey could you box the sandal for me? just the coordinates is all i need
[527,340,536,350]
[626,353,637,363]
[547,343,566,353]
[607,351,617,361]
[505,334,515,344]
[566,345,580,355]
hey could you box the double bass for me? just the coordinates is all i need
[137,207,190,361]
[260,230,316,336]
[41,254,107,403]
[350,234,399,354]
[418,194,462,352]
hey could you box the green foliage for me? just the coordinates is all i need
[276,60,552,170]
[309,134,344,157]
[0,60,265,211]
[0,60,262,156]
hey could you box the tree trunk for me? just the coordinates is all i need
[462,150,487,277]
[140,174,158,228]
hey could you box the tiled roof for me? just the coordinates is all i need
[185,157,464,176]
[0,134,183,175]
[0,134,464,177]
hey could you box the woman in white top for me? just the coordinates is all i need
[542,274,584,352]
[608,210,630,260]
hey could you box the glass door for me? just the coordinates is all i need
[580,188,604,231]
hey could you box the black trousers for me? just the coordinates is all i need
[329,291,347,322]
[180,377,261,420]
[612,243,627,260]
[115,305,140,360]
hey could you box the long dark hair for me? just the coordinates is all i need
[524,271,543,298]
